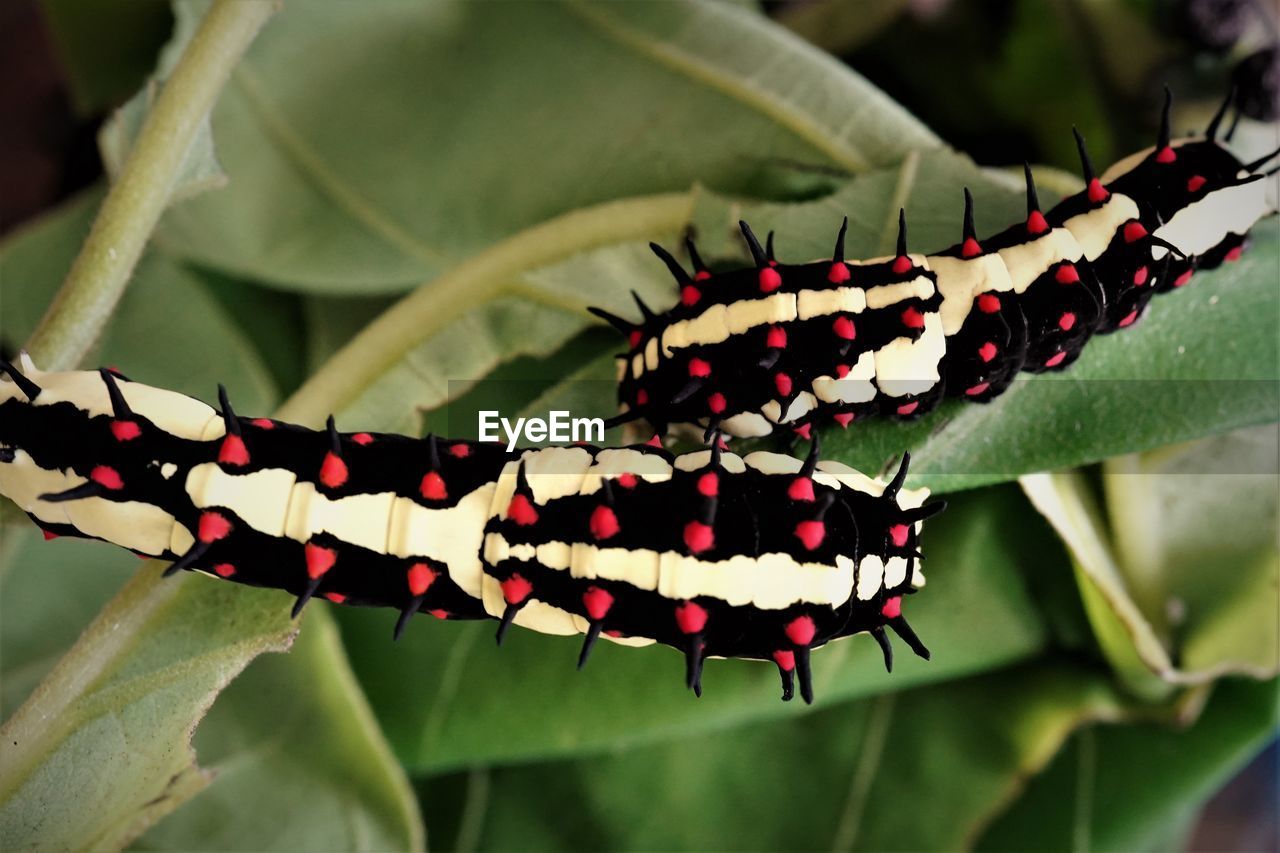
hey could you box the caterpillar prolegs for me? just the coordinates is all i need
[596,88,1279,439]
[0,357,943,703]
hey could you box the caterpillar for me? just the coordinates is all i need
[594,89,1279,439]
[0,356,944,704]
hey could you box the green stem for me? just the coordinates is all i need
[23,0,279,369]
[276,191,695,424]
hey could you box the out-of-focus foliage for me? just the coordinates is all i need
[0,0,1275,849]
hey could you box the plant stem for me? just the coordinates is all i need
[276,191,695,424]
[23,0,279,370]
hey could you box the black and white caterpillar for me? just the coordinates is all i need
[0,357,944,703]
[595,90,1279,438]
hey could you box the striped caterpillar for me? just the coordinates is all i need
[0,357,943,704]
[594,89,1279,438]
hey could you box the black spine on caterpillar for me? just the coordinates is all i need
[596,87,1278,439]
[0,358,944,704]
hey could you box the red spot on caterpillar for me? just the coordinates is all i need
[616,472,638,489]
[758,267,782,293]
[319,452,348,489]
[772,649,795,671]
[694,270,712,282]
[961,237,983,258]
[965,382,990,397]
[683,520,715,553]
[1118,310,1139,328]
[697,472,719,498]
[1086,178,1110,203]
[42,530,59,541]
[420,471,447,501]
[604,629,624,638]
[881,596,902,618]
[707,392,727,414]
[325,592,347,603]
[786,615,817,646]
[1026,210,1049,235]
[896,401,919,417]
[507,493,539,526]
[1155,146,1177,164]
[675,601,708,634]
[680,286,700,306]
[590,505,620,540]
[892,255,913,275]
[628,330,642,349]
[218,434,249,467]
[832,315,856,340]
[977,294,1001,313]
[828,262,851,283]
[766,326,787,348]
[1225,246,1243,262]
[304,543,337,579]
[90,466,124,490]
[1123,221,1148,243]
[1058,312,1077,332]
[1133,266,1149,286]
[636,389,649,406]
[429,609,450,620]
[889,524,910,548]
[349,432,373,446]
[213,563,236,578]
[448,443,469,458]
[646,434,663,448]
[407,562,438,596]
[250,418,275,429]
[1044,351,1068,368]
[774,372,793,397]
[688,358,711,378]
[833,413,854,428]
[793,423,812,440]
[788,477,815,502]
[1187,175,1207,193]
[110,420,141,441]
[835,364,851,378]
[978,342,997,362]
[901,307,925,329]
[794,519,826,550]
[198,512,232,543]
[1174,269,1194,287]
[1055,264,1080,284]
[583,586,614,620]
[501,573,532,605]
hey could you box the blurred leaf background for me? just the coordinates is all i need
[0,0,1276,850]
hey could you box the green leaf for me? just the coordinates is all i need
[977,677,1279,851]
[1020,425,1279,696]
[153,0,938,293]
[1103,424,1279,678]
[0,561,295,850]
[341,484,1051,773]
[98,0,227,205]
[0,531,137,720]
[133,612,423,851]
[415,660,1141,851]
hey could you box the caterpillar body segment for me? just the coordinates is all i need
[600,89,1279,438]
[0,360,942,703]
